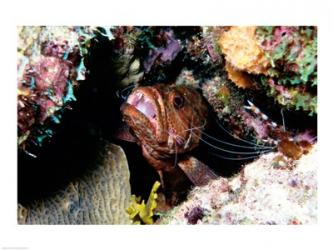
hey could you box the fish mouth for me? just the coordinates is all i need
[126,89,158,129]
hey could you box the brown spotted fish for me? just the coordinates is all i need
[120,84,218,187]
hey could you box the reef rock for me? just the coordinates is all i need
[216,26,317,115]
[158,144,317,225]
[18,143,132,224]
[17,26,95,150]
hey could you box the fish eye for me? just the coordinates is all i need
[173,95,185,109]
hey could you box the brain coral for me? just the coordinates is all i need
[18,143,131,224]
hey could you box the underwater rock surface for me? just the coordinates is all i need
[18,143,131,224]
[17,26,94,150]
[158,144,317,225]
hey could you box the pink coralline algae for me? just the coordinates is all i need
[256,26,317,114]
[17,26,94,149]
[158,144,317,225]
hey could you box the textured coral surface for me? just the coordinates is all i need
[17,26,94,149]
[158,144,317,225]
[217,26,317,114]
[18,143,131,224]
[219,26,270,74]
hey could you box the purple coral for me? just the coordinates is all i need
[143,30,182,72]
[184,206,205,224]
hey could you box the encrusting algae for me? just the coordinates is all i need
[17,26,95,151]
[158,144,317,225]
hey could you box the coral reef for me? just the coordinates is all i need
[158,144,317,225]
[17,26,94,151]
[142,30,182,73]
[216,26,317,115]
[201,75,271,144]
[17,26,317,225]
[255,26,317,85]
[100,26,143,88]
[218,26,270,74]
[17,143,131,224]
[225,61,254,89]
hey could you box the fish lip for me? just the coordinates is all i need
[124,88,159,130]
